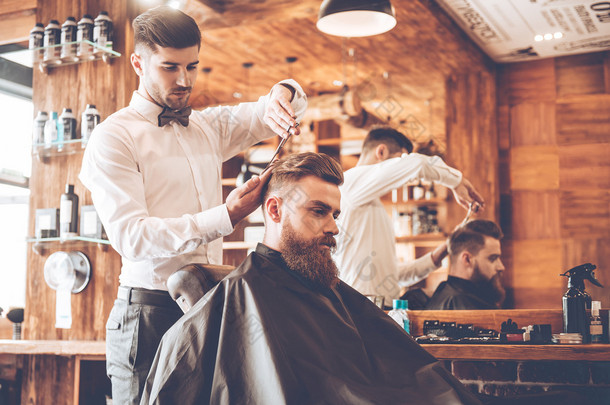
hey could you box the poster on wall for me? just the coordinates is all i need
[436,0,610,62]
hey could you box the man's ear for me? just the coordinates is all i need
[374,144,389,162]
[131,53,144,77]
[264,196,282,223]
[460,251,475,276]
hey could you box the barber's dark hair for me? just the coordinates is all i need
[361,126,414,156]
[448,219,503,258]
[133,6,201,53]
[262,152,343,203]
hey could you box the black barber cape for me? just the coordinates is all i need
[141,244,482,405]
[425,276,498,310]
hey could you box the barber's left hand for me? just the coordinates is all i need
[452,177,485,211]
[264,84,301,138]
[226,165,273,227]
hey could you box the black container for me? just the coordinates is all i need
[562,285,590,343]
[60,184,79,239]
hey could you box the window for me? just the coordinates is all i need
[0,88,33,312]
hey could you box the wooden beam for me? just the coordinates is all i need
[0,9,36,45]
[0,0,36,14]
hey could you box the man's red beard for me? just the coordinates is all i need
[279,220,340,289]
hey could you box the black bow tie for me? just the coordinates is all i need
[158,106,191,127]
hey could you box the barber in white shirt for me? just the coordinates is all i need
[334,127,484,307]
[79,6,307,404]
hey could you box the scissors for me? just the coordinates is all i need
[263,122,299,171]
[459,201,479,227]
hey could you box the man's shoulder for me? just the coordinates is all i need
[98,105,141,129]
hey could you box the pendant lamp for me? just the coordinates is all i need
[317,0,397,37]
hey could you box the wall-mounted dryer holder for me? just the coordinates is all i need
[43,251,91,293]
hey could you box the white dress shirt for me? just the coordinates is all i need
[334,153,462,303]
[79,80,307,290]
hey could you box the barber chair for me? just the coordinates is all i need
[167,263,235,313]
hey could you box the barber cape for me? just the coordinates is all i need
[142,244,482,405]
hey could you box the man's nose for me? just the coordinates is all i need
[176,69,191,87]
[325,218,339,236]
[497,259,505,272]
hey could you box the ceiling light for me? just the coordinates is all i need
[535,35,543,42]
[554,32,563,39]
[544,33,553,40]
[317,0,397,37]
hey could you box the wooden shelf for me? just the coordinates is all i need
[222,241,257,250]
[393,198,447,208]
[316,136,365,146]
[0,340,105,359]
[421,343,610,362]
[396,233,447,245]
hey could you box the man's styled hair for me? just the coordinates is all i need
[262,152,343,203]
[361,127,414,156]
[448,220,503,258]
[133,6,201,53]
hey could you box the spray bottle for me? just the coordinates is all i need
[560,263,602,343]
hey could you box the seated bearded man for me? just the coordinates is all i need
[141,152,482,405]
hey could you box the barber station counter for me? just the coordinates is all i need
[410,309,610,401]
[0,340,108,405]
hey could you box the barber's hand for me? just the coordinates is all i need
[264,84,301,138]
[452,177,485,211]
[226,166,273,226]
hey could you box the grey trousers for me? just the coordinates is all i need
[105,298,183,405]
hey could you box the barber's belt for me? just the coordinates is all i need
[117,286,177,308]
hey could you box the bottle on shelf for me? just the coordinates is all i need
[394,212,412,237]
[402,184,409,202]
[43,19,61,64]
[413,180,425,200]
[428,209,441,233]
[43,111,59,150]
[29,22,45,64]
[388,299,410,333]
[391,188,398,204]
[60,16,78,62]
[93,11,113,54]
[60,184,79,241]
[33,111,48,147]
[81,104,100,146]
[590,301,604,343]
[59,108,77,147]
[425,181,437,200]
[76,14,95,59]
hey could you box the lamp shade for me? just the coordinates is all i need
[317,0,397,37]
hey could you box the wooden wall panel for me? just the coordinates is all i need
[558,143,610,190]
[497,59,556,105]
[25,0,142,341]
[560,190,610,239]
[555,52,606,97]
[605,52,610,93]
[497,105,510,151]
[509,103,556,146]
[509,239,564,309]
[445,71,498,229]
[510,191,560,240]
[499,50,610,309]
[509,146,559,190]
[556,95,610,145]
